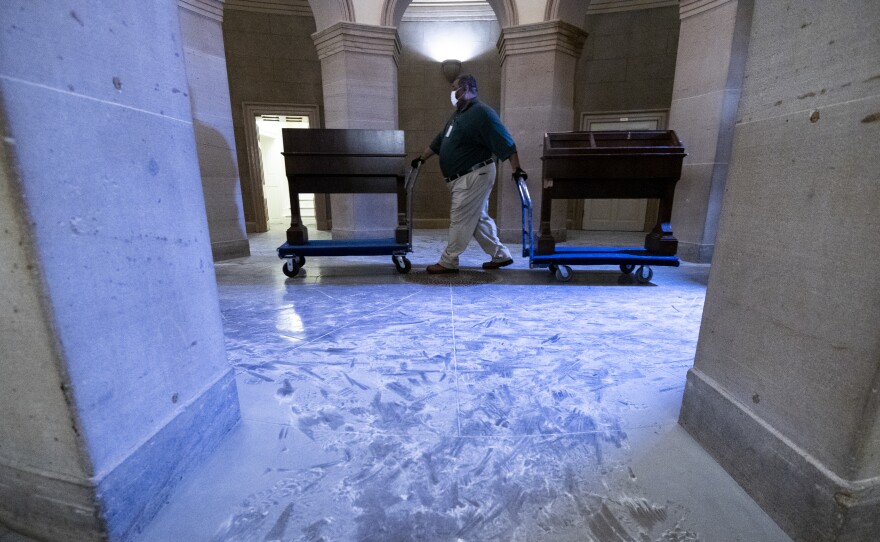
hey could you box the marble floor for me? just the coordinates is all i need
[122,227,791,542]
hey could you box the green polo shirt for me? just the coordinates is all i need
[429,98,517,180]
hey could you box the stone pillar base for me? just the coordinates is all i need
[211,239,251,261]
[498,227,567,248]
[498,228,522,246]
[330,227,399,241]
[0,371,240,541]
[680,369,880,542]
[677,241,714,263]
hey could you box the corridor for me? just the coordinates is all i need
[131,230,789,542]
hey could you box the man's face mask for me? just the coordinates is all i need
[450,89,459,107]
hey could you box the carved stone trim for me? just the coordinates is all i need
[223,0,312,17]
[544,0,559,21]
[497,20,587,65]
[680,0,735,19]
[587,0,679,15]
[178,0,224,21]
[496,0,518,27]
[311,22,401,65]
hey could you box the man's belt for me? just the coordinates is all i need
[445,159,494,183]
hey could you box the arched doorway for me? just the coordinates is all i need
[381,0,517,28]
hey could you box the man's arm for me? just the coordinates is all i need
[418,148,435,162]
[508,152,521,170]
[508,152,527,180]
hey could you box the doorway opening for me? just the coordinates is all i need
[241,102,323,233]
[255,114,311,230]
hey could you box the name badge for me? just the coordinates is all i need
[445,125,453,137]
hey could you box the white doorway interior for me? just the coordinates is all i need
[579,110,667,231]
[255,115,312,229]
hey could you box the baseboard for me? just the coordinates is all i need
[498,228,567,246]
[329,228,399,240]
[412,218,448,229]
[97,369,240,540]
[497,228,521,245]
[679,368,880,542]
[0,370,239,541]
[677,241,714,263]
[211,239,250,261]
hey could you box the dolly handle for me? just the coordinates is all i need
[514,175,534,258]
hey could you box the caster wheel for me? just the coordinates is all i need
[393,255,412,274]
[281,260,300,277]
[294,254,306,267]
[555,265,572,282]
[620,264,635,275]
[636,265,653,284]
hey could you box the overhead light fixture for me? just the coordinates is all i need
[441,59,462,83]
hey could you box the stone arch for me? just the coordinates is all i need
[544,0,591,26]
[308,0,355,32]
[381,0,518,27]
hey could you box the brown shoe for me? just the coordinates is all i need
[426,263,458,274]
[482,258,514,270]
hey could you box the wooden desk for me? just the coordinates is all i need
[281,129,407,245]
[538,130,686,255]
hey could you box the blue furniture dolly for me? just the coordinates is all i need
[517,130,687,282]
[516,175,679,282]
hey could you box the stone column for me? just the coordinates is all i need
[0,1,239,540]
[311,22,401,240]
[178,0,250,260]
[679,2,880,541]
[496,21,587,243]
[667,0,754,262]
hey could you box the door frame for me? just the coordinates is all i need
[570,109,668,230]
[242,102,322,233]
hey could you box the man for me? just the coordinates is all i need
[411,74,527,274]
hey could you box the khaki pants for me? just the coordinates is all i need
[438,162,512,269]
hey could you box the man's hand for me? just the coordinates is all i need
[513,167,528,181]
[411,158,423,169]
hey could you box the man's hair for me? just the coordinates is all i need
[457,74,478,93]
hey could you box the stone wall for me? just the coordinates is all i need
[679,1,880,539]
[222,8,324,232]
[179,5,250,260]
[0,1,240,539]
[398,19,503,228]
[575,6,680,119]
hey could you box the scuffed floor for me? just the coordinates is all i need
[132,229,791,542]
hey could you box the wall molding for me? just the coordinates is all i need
[178,0,224,21]
[587,0,679,15]
[382,0,515,27]
[497,20,587,64]
[401,0,495,22]
[679,0,735,19]
[311,22,401,64]
[223,0,312,17]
